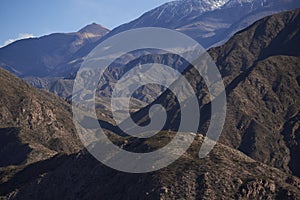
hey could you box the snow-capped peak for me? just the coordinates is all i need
[147,0,231,21]
[164,0,231,12]
[149,0,260,21]
[200,0,231,10]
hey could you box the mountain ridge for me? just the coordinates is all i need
[1,7,300,199]
[128,7,300,178]
[1,131,300,199]
[104,0,300,48]
[0,68,82,168]
[0,23,110,77]
[1,0,299,104]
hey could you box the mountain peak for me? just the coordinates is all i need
[159,0,230,14]
[157,0,277,16]
[78,23,110,36]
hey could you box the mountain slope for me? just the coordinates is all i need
[1,133,300,199]
[46,0,300,102]
[1,8,300,198]
[0,68,82,170]
[130,8,300,177]
[0,23,109,78]
[103,0,300,48]
[1,0,299,101]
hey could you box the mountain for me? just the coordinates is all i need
[78,23,109,36]
[51,0,300,101]
[0,68,82,170]
[104,0,300,48]
[0,23,109,78]
[1,8,300,200]
[1,132,300,199]
[1,0,300,102]
[130,8,300,178]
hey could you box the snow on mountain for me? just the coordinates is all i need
[1,0,300,102]
[152,0,230,20]
[106,0,300,48]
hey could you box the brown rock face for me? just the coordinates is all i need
[0,68,82,168]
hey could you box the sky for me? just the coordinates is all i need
[0,0,170,47]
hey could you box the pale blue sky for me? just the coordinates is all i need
[0,0,170,46]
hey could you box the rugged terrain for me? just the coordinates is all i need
[1,0,299,102]
[105,0,300,48]
[131,8,300,179]
[1,132,300,200]
[0,68,82,181]
[0,3,300,200]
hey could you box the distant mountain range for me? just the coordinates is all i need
[0,23,109,78]
[0,0,300,102]
[106,0,300,48]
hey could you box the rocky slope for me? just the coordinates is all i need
[130,8,300,178]
[1,133,300,199]
[0,68,82,173]
[1,5,300,200]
